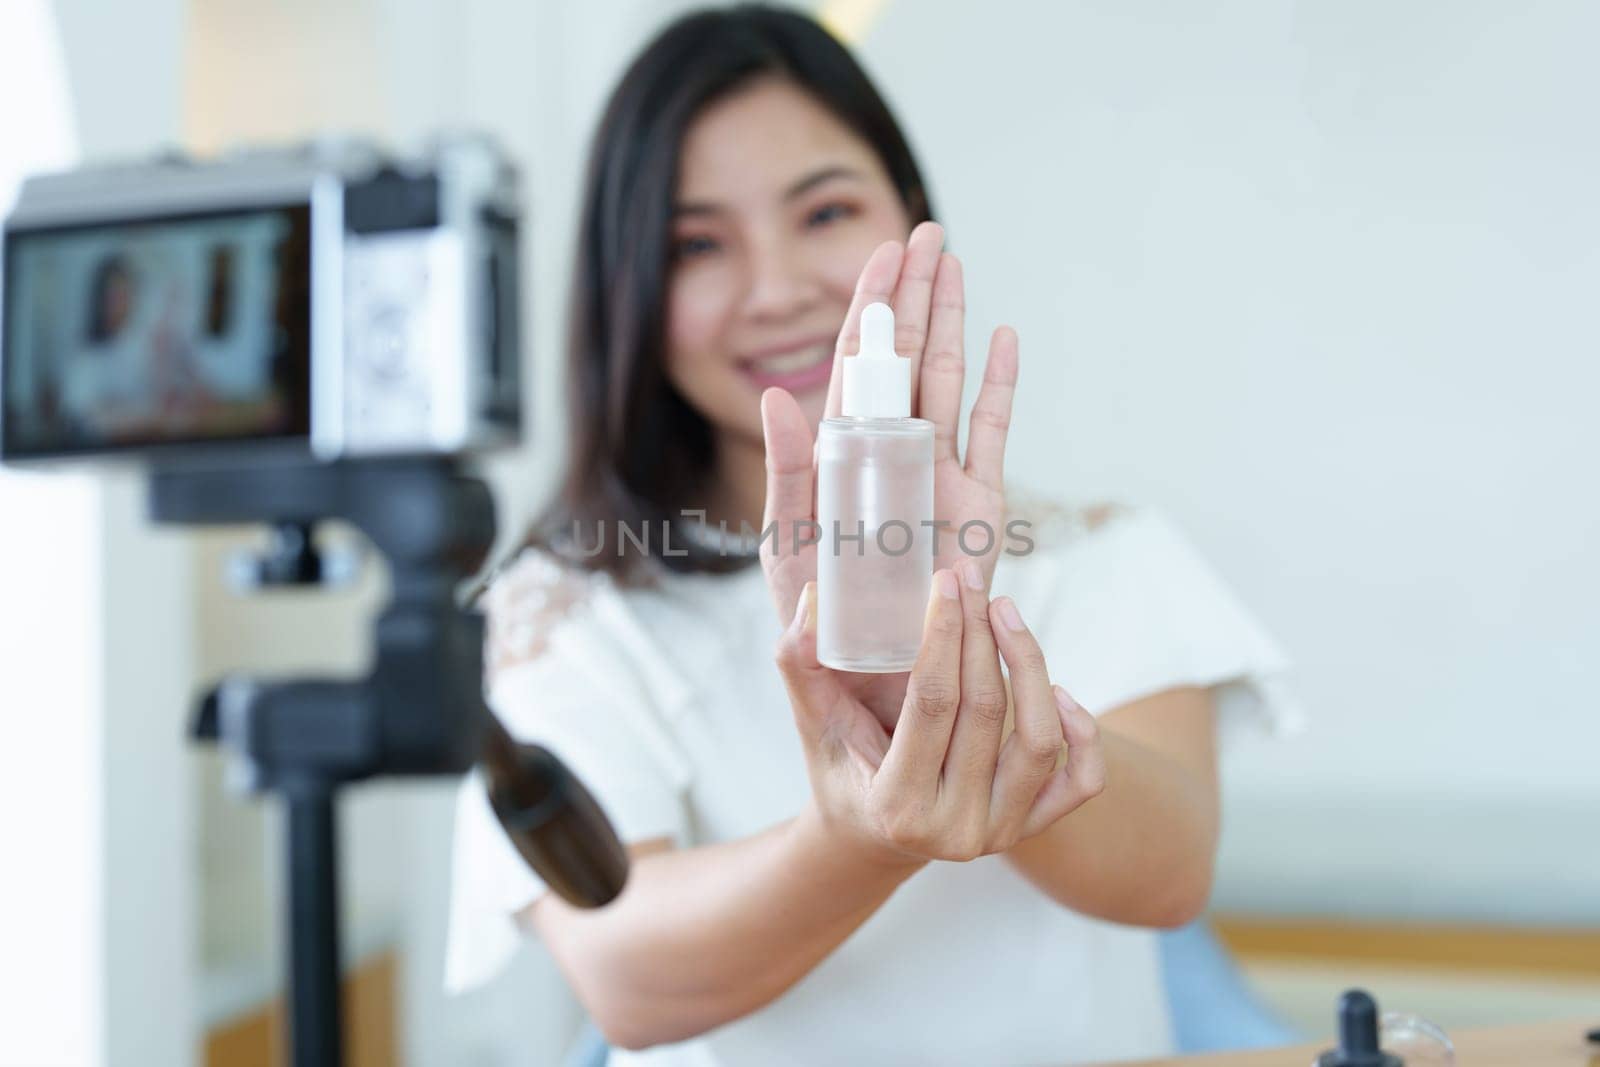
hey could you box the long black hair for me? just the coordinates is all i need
[525,3,934,584]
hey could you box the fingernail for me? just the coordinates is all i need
[793,584,813,630]
[995,596,1024,631]
[1053,685,1073,711]
[958,557,983,591]
[935,569,960,600]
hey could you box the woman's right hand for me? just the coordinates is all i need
[775,562,1105,870]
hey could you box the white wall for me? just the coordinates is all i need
[1,2,196,1065]
[858,0,1600,919]
[61,0,200,1055]
[0,7,97,1061]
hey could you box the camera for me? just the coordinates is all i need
[1,133,621,1067]
[1,133,521,464]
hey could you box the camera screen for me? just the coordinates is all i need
[2,205,312,458]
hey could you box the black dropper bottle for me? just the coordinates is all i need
[1315,989,1404,1067]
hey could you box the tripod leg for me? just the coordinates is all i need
[286,786,343,1067]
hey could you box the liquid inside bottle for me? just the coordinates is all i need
[816,415,933,672]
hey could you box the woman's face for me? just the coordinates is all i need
[664,77,914,447]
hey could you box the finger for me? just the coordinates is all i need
[962,325,1018,489]
[920,252,966,460]
[1019,685,1106,839]
[942,557,1010,811]
[878,569,964,793]
[760,387,817,622]
[773,583,836,746]
[825,240,905,419]
[890,221,944,412]
[988,597,1066,839]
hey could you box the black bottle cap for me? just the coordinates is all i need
[1315,989,1404,1067]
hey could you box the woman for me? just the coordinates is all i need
[447,6,1296,1063]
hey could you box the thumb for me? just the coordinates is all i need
[774,583,835,743]
[761,387,815,529]
[760,388,816,611]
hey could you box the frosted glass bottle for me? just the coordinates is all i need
[816,303,934,672]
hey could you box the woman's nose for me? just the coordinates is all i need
[742,238,820,321]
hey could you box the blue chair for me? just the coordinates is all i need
[563,1022,609,1067]
[560,919,1297,1064]
[1158,919,1300,1051]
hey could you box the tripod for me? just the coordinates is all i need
[154,457,627,1067]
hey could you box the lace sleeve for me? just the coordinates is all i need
[1003,488,1127,546]
[480,550,593,682]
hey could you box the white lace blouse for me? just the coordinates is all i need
[446,499,1302,1065]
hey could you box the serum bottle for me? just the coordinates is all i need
[816,302,934,672]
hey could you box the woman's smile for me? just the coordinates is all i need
[737,335,835,393]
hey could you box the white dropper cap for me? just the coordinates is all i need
[841,302,911,418]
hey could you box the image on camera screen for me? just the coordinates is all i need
[3,205,312,457]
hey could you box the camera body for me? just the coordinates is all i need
[1,134,522,465]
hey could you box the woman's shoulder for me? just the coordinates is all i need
[995,488,1230,626]
[478,545,606,682]
[997,489,1301,731]
[1000,488,1162,569]
[1004,489,1131,546]
[476,544,711,715]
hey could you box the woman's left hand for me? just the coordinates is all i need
[775,562,1105,868]
[761,221,1019,633]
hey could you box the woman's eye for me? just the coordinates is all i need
[672,235,720,261]
[805,202,856,228]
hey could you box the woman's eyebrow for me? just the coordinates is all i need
[783,164,863,201]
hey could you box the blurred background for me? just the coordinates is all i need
[2,0,1597,1064]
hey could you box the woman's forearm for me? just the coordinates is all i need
[528,803,921,1051]
[1004,690,1221,927]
